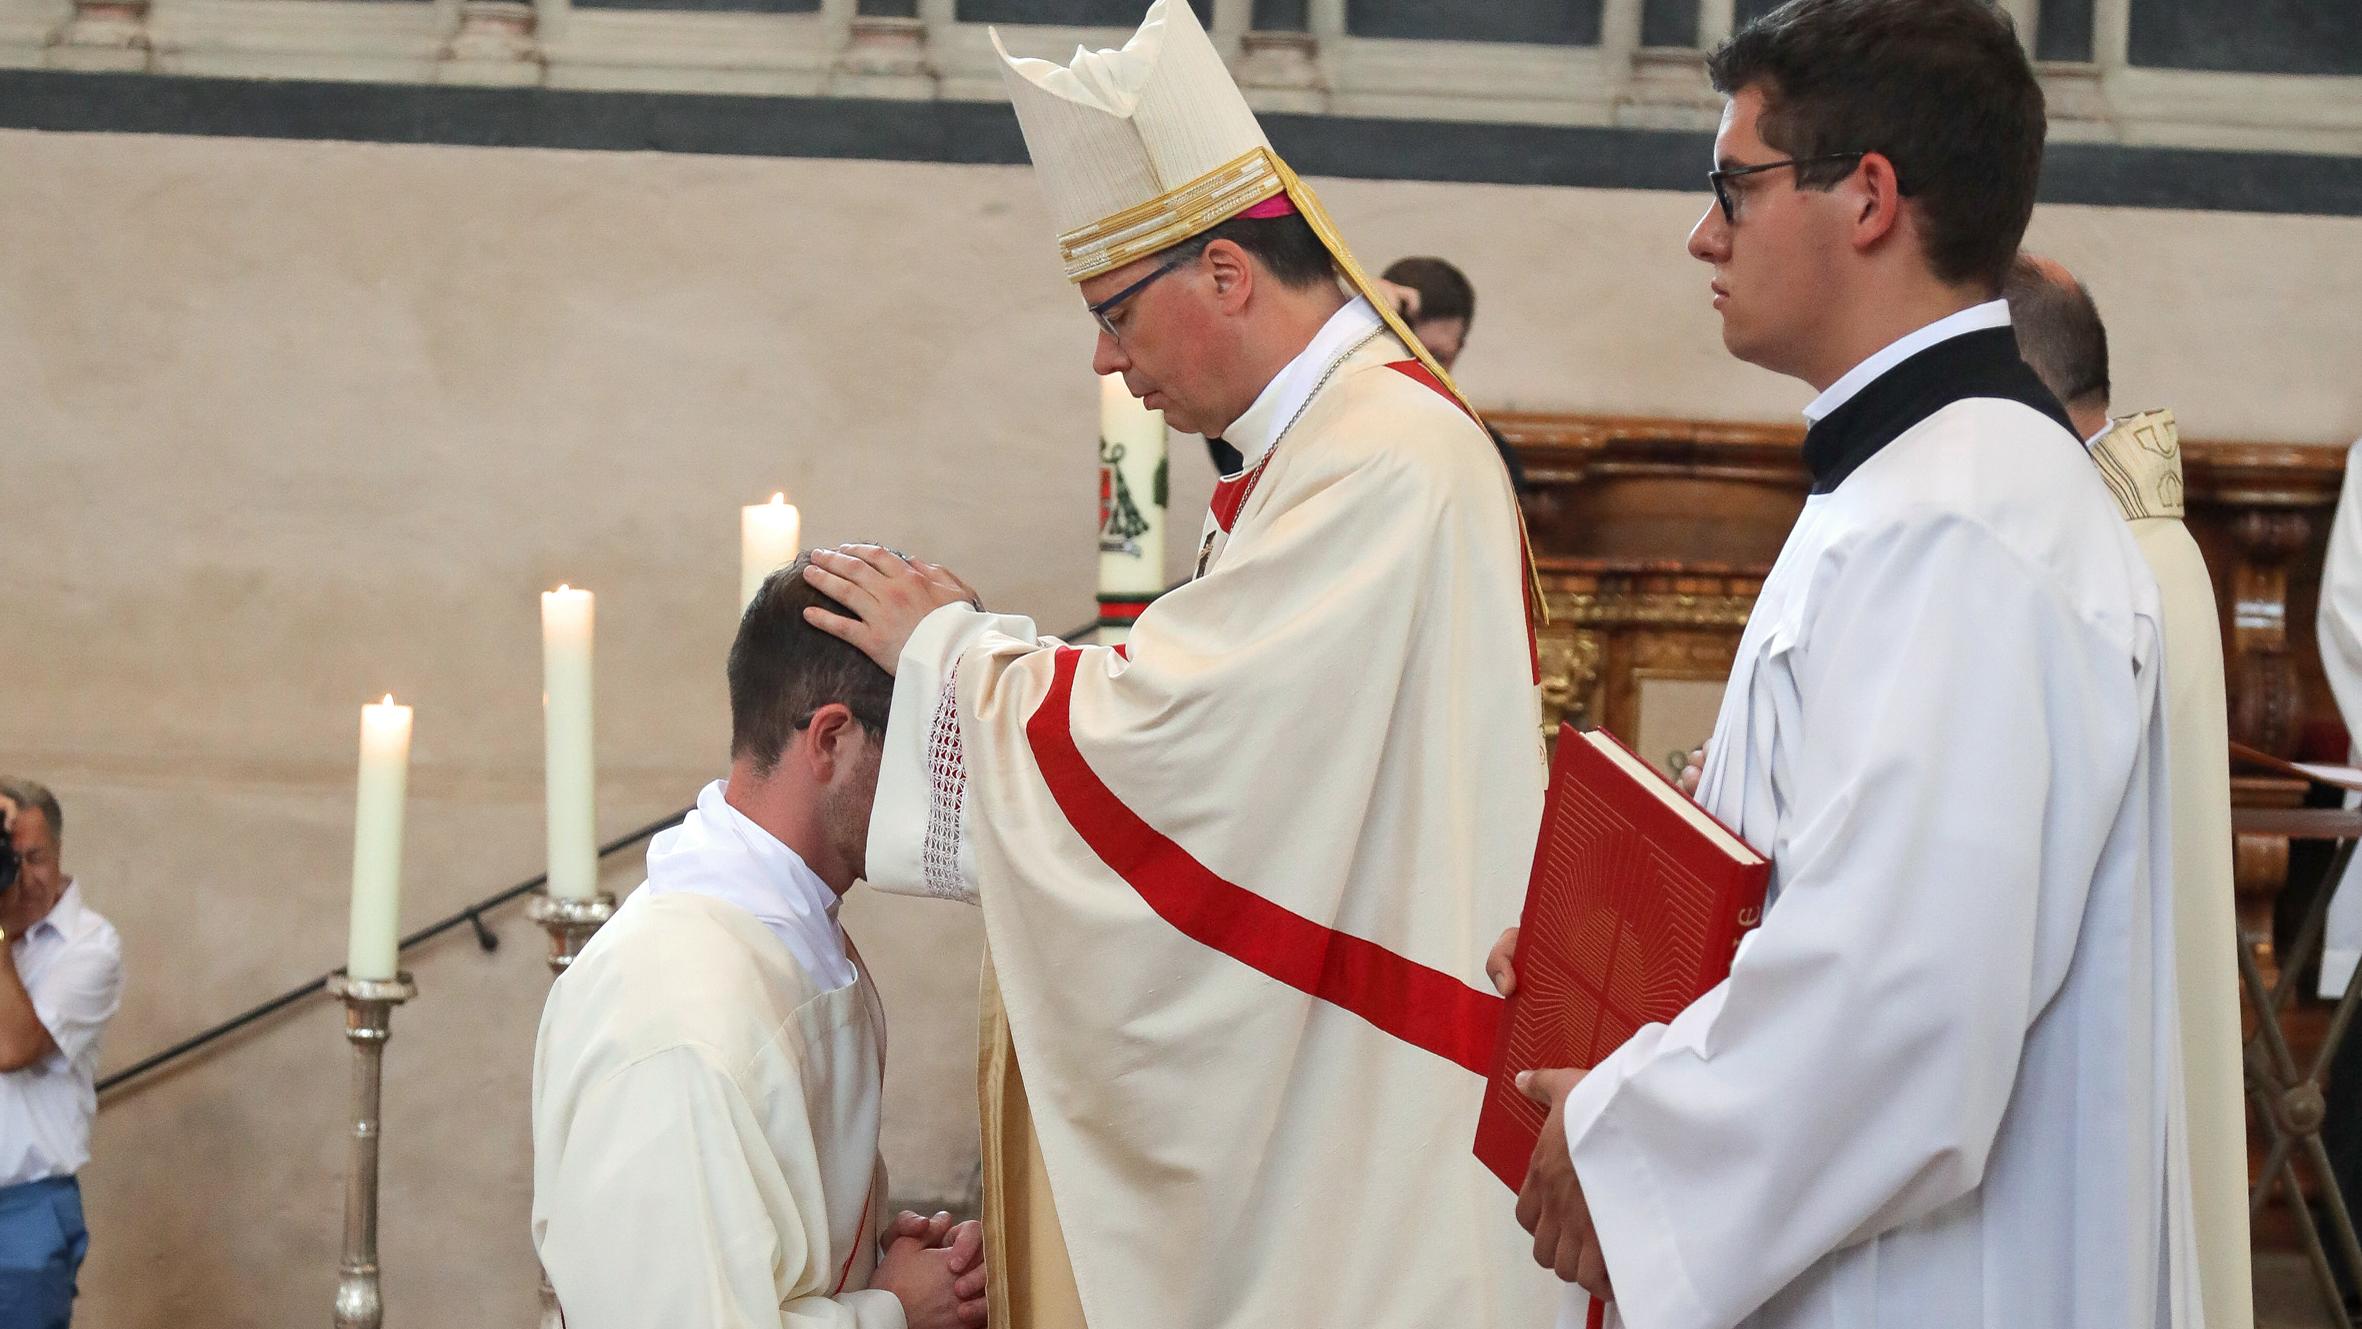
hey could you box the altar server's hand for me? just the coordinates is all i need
[1375,277,1422,321]
[875,1229,988,1328]
[803,545,981,675]
[1515,1067,1614,1303]
[1678,744,1708,797]
[1486,927,1521,996]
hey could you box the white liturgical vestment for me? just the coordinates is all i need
[866,302,1557,1329]
[2313,438,2362,1001]
[1558,308,2201,1329]
[533,782,899,1329]
[2089,409,2251,1329]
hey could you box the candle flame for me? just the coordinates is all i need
[771,492,786,506]
[381,694,394,706]
[557,583,571,593]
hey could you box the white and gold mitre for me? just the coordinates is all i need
[993,0,1470,410]
[995,0,1291,283]
[994,0,1274,282]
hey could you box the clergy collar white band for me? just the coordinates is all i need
[1217,296,1382,473]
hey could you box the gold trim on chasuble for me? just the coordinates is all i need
[2091,408,2187,522]
[1060,145,1548,621]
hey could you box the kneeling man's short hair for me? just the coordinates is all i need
[729,555,895,776]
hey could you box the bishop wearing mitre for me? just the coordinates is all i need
[796,3,1557,1327]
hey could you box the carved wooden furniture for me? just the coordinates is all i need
[1496,412,2350,763]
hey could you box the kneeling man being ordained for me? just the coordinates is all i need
[1505,2,2202,1326]
[533,557,987,1329]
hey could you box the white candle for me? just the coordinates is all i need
[347,695,412,981]
[542,585,598,902]
[741,492,803,609]
[1097,374,1167,643]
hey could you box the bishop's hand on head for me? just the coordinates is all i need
[802,545,983,676]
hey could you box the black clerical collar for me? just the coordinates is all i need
[1801,326,2075,494]
[1207,436,1245,477]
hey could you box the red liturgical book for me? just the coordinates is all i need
[1474,724,1771,1192]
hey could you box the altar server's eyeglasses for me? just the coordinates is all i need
[1089,252,1196,342]
[1707,152,1868,223]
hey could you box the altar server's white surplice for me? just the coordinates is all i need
[2313,438,2362,1001]
[532,782,900,1329]
[1558,309,2201,1329]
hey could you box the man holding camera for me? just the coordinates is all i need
[0,780,123,1329]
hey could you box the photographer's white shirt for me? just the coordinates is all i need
[0,882,125,1186]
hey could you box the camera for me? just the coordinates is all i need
[0,840,15,891]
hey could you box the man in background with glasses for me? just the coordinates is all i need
[1504,1,2199,1326]
[795,2,1553,1326]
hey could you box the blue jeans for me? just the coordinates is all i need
[0,1177,84,1329]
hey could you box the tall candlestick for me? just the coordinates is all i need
[347,696,412,982]
[541,585,597,902]
[327,970,416,1329]
[741,492,803,609]
[1097,374,1168,644]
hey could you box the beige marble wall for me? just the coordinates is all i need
[3,125,2357,1327]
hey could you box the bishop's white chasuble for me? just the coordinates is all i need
[534,787,899,1329]
[866,309,1558,1329]
[1555,313,2202,1329]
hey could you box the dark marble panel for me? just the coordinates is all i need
[857,0,921,15]
[1,71,2356,217]
[2033,0,2094,62]
[1251,0,1309,30]
[1346,0,1602,46]
[571,0,816,12]
[955,0,1211,26]
[2129,0,2362,76]
[1641,0,1699,48]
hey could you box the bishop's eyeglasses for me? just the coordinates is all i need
[1088,252,1196,341]
[1707,151,1868,223]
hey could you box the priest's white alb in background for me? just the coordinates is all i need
[2315,436,2362,1001]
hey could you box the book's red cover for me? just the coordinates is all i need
[1474,724,1771,1192]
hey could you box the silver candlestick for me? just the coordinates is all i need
[526,891,616,1328]
[526,891,615,974]
[327,971,418,1329]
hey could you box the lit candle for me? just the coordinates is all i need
[542,585,597,902]
[347,695,413,982]
[741,492,802,609]
[1096,373,1167,643]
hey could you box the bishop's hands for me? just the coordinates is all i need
[1516,1068,1613,1303]
[803,546,982,677]
[875,1209,987,1328]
